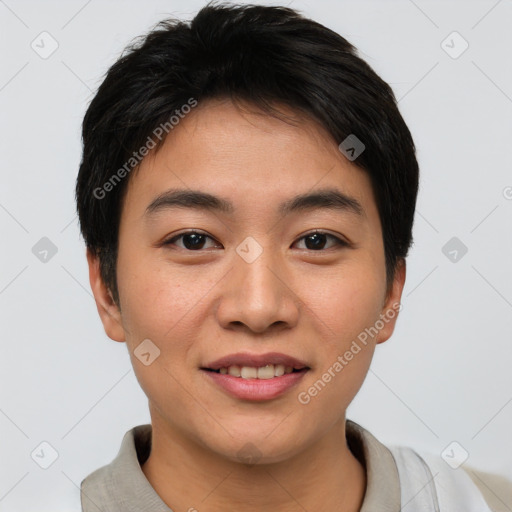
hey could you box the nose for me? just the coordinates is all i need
[215,247,300,335]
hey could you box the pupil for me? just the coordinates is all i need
[184,233,205,250]
[305,233,326,250]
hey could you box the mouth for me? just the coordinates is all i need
[201,364,309,379]
[201,351,311,379]
[200,352,310,400]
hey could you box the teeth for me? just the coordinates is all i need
[257,365,274,379]
[274,364,285,377]
[228,365,241,377]
[241,366,258,379]
[216,364,295,379]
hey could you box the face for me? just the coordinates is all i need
[89,98,405,464]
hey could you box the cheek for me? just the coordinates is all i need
[302,265,384,341]
[117,255,201,341]
[294,265,383,408]
[117,259,216,390]
[295,289,379,436]
[118,267,204,414]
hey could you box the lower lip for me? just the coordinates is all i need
[201,369,309,401]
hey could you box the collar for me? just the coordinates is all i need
[346,419,401,511]
[81,420,401,511]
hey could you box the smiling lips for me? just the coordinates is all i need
[201,352,310,401]
[203,351,309,378]
[216,364,294,379]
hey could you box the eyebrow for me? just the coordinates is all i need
[144,187,365,218]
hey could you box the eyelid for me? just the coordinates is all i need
[163,229,221,248]
[292,230,349,249]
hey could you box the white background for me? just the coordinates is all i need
[1,0,511,510]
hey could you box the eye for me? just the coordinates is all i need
[162,230,348,251]
[163,230,221,250]
[293,230,348,251]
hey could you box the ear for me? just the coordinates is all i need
[86,248,126,342]
[376,259,406,345]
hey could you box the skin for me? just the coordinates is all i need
[88,98,406,512]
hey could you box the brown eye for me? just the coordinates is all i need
[163,231,220,250]
[294,231,348,251]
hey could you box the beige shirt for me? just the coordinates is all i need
[80,420,401,511]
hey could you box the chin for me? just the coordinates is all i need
[203,425,308,466]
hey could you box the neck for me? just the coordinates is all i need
[141,408,366,512]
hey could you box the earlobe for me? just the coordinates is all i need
[376,259,406,345]
[86,248,126,342]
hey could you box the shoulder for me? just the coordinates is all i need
[389,445,510,511]
[79,424,171,512]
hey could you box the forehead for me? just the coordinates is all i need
[121,99,378,224]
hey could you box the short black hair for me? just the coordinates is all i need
[76,1,419,306]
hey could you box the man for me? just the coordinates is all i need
[75,2,494,510]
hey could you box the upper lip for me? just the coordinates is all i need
[203,352,310,370]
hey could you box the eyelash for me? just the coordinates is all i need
[162,230,349,251]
